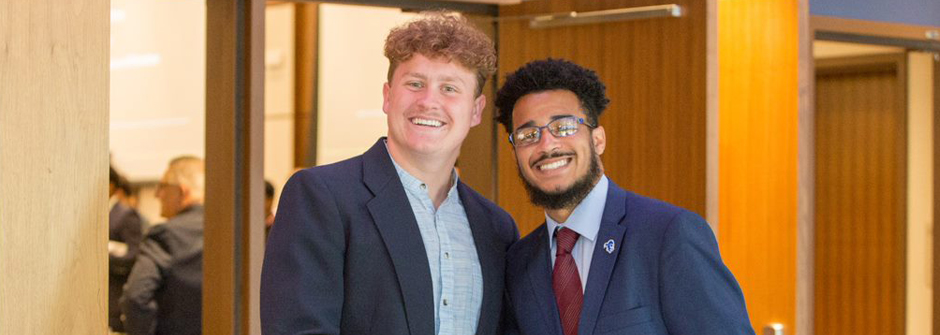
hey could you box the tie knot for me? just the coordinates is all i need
[555,228,579,255]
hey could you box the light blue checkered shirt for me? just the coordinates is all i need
[389,154,483,335]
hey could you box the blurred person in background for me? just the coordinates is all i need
[264,179,275,238]
[108,166,144,333]
[121,156,205,335]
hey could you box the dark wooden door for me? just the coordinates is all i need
[815,53,907,335]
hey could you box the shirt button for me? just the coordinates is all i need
[443,299,449,306]
[420,183,427,190]
[444,252,450,259]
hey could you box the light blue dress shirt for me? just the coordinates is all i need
[390,154,483,335]
[546,175,609,291]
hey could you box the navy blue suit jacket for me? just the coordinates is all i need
[505,181,754,335]
[261,138,519,335]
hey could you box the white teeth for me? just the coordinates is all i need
[411,118,443,127]
[538,159,569,171]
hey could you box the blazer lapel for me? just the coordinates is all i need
[362,138,435,335]
[524,226,565,335]
[578,183,628,335]
[457,183,503,335]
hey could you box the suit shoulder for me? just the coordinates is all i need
[283,156,366,198]
[621,191,711,237]
[507,226,544,258]
[144,223,168,239]
[625,192,702,222]
[112,203,142,223]
[294,155,364,183]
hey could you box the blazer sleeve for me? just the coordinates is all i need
[121,230,170,335]
[501,291,521,335]
[261,171,346,335]
[111,210,143,276]
[659,211,756,335]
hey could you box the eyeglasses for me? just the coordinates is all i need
[509,116,596,147]
[156,182,180,192]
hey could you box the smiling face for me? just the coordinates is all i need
[511,89,606,209]
[383,53,485,161]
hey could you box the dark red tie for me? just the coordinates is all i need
[553,228,583,335]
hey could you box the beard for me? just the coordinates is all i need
[518,144,603,210]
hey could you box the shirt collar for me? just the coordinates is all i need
[385,141,460,200]
[546,175,609,243]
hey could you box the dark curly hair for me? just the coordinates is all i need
[385,11,497,97]
[495,59,609,133]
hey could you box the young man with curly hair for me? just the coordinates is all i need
[495,59,754,335]
[260,12,518,335]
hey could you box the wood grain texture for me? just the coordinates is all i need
[935,53,940,335]
[497,0,708,235]
[718,0,800,332]
[205,0,267,333]
[796,0,815,334]
[814,54,907,335]
[0,0,109,333]
[458,14,498,200]
[294,3,318,168]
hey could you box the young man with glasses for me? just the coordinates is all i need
[260,12,519,335]
[495,59,754,335]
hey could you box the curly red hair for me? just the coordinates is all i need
[384,12,496,96]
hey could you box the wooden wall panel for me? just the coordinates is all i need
[498,0,708,235]
[459,14,498,200]
[0,0,109,333]
[718,0,799,332]
[294,2,318,168]
[814,55,907,335]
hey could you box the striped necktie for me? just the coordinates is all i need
[553,227,582,335]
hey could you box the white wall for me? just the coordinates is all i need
[112,3,299,223]
[110,0,206,181]
[264,3,297,213]
[316,4,417,165]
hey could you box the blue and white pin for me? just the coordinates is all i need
[603,239,616,254]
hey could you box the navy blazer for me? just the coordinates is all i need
[505,181,754,335]
[122,205,204,335]
[109,202,143,332]
[261,138,519,335]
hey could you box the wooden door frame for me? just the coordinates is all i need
[812,15,940,335]
[935,53,940,335]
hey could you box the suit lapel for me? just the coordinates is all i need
[524,226,565,335]
[362,138,435,335]
[578,183,628,335]
[457,183,502,335]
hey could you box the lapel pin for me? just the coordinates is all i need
[604,239,616,254]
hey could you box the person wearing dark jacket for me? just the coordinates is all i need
[261,12,519,335]
[121,156,205,335]
[495,59,754,335]
[108,166,143,333]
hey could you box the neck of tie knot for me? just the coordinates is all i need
[555,228,579,257]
